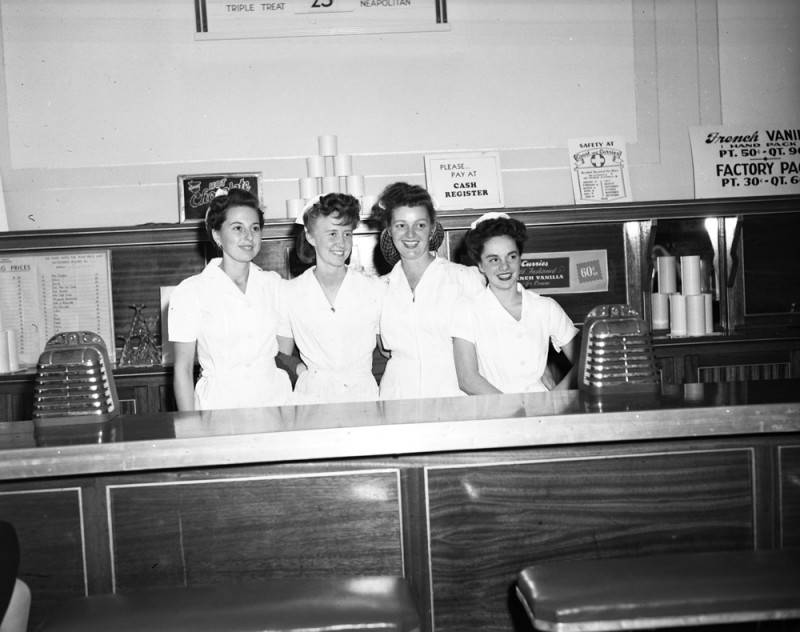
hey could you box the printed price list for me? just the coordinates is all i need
[0,251,114,367]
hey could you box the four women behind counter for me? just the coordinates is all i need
[168,183,579,411]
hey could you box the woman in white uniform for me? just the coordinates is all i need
[282,193,385,404]
[168,188,292,411]
[452,213,579,394]
[374,183,484,400]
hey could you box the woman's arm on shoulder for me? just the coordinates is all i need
[276,336,306,380]
[454,262,486,296]
[376,334,391,360]
[552,333,580,390]
[172,341,197,411]
[453,337,502,395]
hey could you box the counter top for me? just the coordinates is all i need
[1,380,799,481]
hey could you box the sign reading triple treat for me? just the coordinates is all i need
[195,0,448,39]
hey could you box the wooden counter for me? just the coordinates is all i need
[2,382,799,632]
[2,380,799,481]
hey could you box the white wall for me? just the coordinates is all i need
[718,0,800,124]
[0,0,798,230]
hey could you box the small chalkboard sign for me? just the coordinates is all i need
[177,172,261,222]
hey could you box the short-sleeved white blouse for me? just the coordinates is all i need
[284,266,386,404]
[168,258,292,410]
[379,256,484,400]
[452,285,578,394]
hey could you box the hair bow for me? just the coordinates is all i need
[469,211,510,230]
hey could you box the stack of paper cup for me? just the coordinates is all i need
[704,292,713,334]
[299,177,318,199]
[346,175,364,197]
[0,329,19,373]
[681,255,702,296]
[653,253,714,336]
[654,255,678,333]
[286,198,305,221]
[681,255,707,336]
[321,176,339,194]
[669,293,687,336]
[686,293,706,335]
[657,256,677,294]
[650,292,669,330]
[306,155,325,178]
[318,134,338,157]
[334,154,352,177]
[285,135,374,221]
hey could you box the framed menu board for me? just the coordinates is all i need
[194,0,448,39]
[178,172,261,223]
[0,250,115,367]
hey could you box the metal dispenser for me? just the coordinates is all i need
[32,331,119,422]
[577,304,659,396]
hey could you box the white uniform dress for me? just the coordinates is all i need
[284,266,386,404]
[168,258,292,410]
[379,256,484,400]
[452,284,578,393]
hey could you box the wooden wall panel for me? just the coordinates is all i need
[110,243,204,350]
[0,487,86,628]
[779,445,800,548]
[426,450,755,632]
[254,237,294,278]
[108,470,404,592]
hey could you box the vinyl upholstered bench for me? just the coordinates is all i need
[516,549,800,631]
[38,576,420,632]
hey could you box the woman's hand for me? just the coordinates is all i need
[541,365,557,390]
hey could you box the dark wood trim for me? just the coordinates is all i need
[1,195,797,252]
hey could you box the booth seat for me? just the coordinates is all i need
[516,549,800,632]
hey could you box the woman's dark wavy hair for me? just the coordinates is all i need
[204,188,264,241]
[464,216,527,265]
[370,182,436,229]
[296,193,361,265]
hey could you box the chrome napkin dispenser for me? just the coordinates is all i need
[32,331,119,423]
[577,304,659,396]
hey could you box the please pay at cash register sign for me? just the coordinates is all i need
[424,151,504,211]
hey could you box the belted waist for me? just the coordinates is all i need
[200,361,277,380]
[303,365,373,378]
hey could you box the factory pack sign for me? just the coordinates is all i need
[689,124,800,198]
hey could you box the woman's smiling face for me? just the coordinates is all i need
[305,213,353,269]
[478,235,521,291]
[214,205,262,263]
[390,205,432,261]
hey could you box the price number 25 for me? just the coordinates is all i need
[298,0,354,12]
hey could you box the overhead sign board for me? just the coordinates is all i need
[195,0,449,39]
[689,124,800,198]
